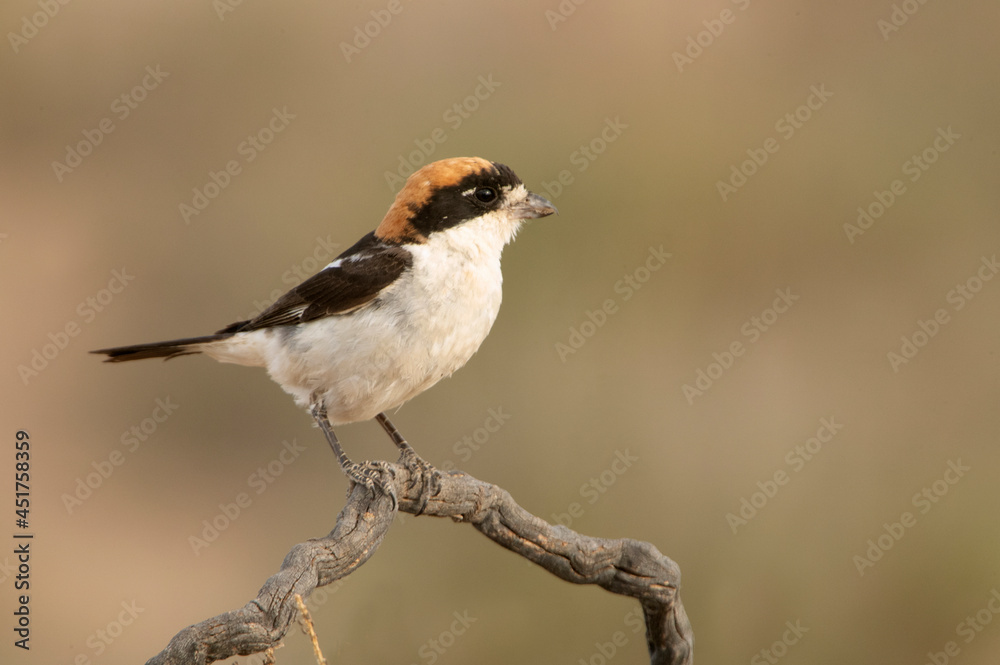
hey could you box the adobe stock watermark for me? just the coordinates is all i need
[17,267,135,386]
[409,610,477,665]
[7,0,73,54]
[441,406,512,470]
[853,458,970,576]
[544,0,589,31]
[538,116,628,202]
[384,74,501,190]
[682,287,799,404]
[716,84,833,202]
[178,106,295,224]
[213,0,247,21]
[51,65,170,182]
[750,620,809,665]
[396,407,511,525]
[844,126,961,244]
[0,556,18,585]
[555,245,671,362]
[887,254,998,372]
[877,0,934,42]
[726,417,843,534]
[550,449,639,529]
[923,587,1000,665]
[304,578,348,616]
[61,397,179,515]
[340,0,411,63]
[672,0,753,73]
[81,599,145,659]
[574,607,646,665]
[189,438,310,555]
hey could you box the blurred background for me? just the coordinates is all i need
[3,1,1000,663]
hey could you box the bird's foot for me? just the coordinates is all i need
[310,401,398,510]
[340,459,398,509]
[375,413,441,515]
[398,445,441,516]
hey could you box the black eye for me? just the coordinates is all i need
[473,187,498,204]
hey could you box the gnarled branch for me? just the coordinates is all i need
[145,462,693,665]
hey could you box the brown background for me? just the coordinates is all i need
[3,1,1000,664]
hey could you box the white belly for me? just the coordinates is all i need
[204,241,505,424]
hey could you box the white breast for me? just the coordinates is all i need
[207,212,522,424]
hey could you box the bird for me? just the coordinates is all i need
[92,157,557,505]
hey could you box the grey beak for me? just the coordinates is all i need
[513,192,558,219]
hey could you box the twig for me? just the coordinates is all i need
[295,593,326,665]
[144,462,693,665]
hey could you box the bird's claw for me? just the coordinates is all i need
[343,460,398,511]
[397,446,440,515]
[310,399,398,511]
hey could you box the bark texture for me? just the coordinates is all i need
[146,463,693,665]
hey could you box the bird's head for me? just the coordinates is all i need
[375,157,557,246]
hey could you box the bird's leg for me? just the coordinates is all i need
[310,400,396,510]
[375,412,440,515]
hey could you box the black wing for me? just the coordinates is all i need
[218,233,412,334]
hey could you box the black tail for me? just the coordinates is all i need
[91,333,235,363]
